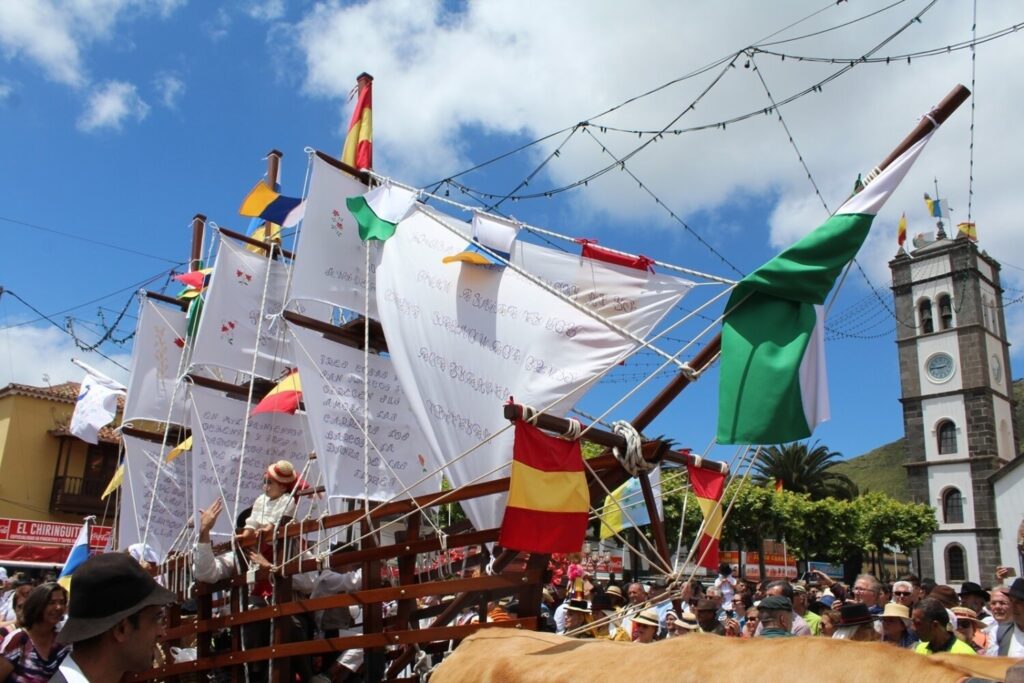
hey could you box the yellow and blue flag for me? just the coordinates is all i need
[57,517,93,591]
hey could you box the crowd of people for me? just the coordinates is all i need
[0,455,1018,681]
[536,561,1024,658]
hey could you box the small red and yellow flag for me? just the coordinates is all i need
[251,369,302,415]
[342,73,373,170]
[499,421,589,553]
[957,222,977,242]
[897,212,907,248]
[687,463,727,569]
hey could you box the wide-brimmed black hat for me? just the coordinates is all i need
[58,553,177,644]
[1008,578,1024,602]
[839,602,874,626]
[959,581,990,601]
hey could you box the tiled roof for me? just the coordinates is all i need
[0,381,125,408]
[49,425,122,445]
[0,381,81,404]
[1,381,124,444]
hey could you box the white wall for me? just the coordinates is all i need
[921,396,968,461]
[927,461,976,528]
[930,532,980,588]
[993,463,1024,573]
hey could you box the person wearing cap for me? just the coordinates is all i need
[877,602,916,649]
[694,598,725,635]
[754,580,812,636]
[631,607,661,643]
[912,597,976,656]
[49,553,177,682]
[239,459,299,542]
[792,583,821,635]
[757,596,793,638]
[832,603,880,642]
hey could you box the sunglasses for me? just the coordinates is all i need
[893,591,912,597]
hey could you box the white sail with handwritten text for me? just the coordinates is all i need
[376,205,693,534]
[290,324,437,512]
[119,434,190,562]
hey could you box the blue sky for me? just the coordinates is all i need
[1,1,1022,463]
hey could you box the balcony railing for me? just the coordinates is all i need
[50,475,111,516]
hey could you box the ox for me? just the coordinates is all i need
[430,629,1022,682]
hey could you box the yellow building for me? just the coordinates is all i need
[0,382,119,565]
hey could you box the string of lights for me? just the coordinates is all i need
[437,1,941,205]
[581,126,746,277]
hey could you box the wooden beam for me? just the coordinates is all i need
[281,310,388,353]
[142,290,189,311]
[218,226,295,260]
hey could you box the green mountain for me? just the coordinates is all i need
[835,378,1024,502]
[834,438,909,501]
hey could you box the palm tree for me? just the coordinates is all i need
[752,441,858,500]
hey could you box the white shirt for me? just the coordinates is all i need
[1008,625,1024,657]
[244,493,297,530]
[714,575,737,606]
[192,542,318,593]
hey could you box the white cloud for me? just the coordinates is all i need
[0,81,12,102]
[0,1,185,87]
[245,0,286,22]
[287,0,1024,345]
[77,80,150,132]
[153,71,185,108]
[203,8,232,42]
[0,325,130,389]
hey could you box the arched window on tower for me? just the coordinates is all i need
[937,294,953,330]
[919,298,934,334]
[945,544,967,582]
[937,420,958,455]
[942,487,964,524]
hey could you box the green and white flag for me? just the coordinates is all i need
[346,182,418,241]
[717,132,934,445]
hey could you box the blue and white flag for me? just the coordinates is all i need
[58,517,94,590]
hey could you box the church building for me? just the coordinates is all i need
[891,226,1023,586]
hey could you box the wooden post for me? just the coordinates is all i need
[190,214,206,271]
[360,511,386,682]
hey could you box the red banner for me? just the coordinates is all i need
[0,518,111,550]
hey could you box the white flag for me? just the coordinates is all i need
[69,360,126,444]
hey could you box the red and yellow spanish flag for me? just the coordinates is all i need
[499,421,589,553]
[342,73,373,170]
[687,463,727,569]
[251,369,302,415]
[897,212,907,248]
[957,221,977,242]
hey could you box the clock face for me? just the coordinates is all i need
[992,354,1003,384]
[926,353,955,383]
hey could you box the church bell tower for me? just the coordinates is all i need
[890,233,1017,586]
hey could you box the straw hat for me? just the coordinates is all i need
[564,599,590,614]
[877,602,911,628]
[676,611,699,631]
[633,608,661,628]
[605,585,625,602]
[266,459,297,488]
[951,606,984,627]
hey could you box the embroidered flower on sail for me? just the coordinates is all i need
[235,269,253,285]
[330,208,345,237]
[219,320,237,344]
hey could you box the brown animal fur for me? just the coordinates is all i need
[430,629,1022,683]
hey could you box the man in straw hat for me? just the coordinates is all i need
[51,553,177,682]
[951,606,986,652]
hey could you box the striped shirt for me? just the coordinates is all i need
[1,629,70,683]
